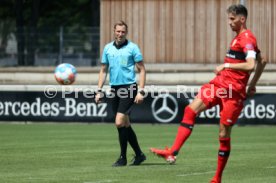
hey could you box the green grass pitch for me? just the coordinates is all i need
[0,123,275,183]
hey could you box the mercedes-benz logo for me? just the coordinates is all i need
[151,93,178,123]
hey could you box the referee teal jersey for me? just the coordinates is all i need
[101,40,143,86]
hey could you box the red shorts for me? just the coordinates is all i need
[196,83,244,126]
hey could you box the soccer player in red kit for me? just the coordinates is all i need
[150,4,267,183]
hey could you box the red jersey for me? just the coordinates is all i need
[210,30,260,98]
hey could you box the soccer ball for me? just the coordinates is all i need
[54,63,77,85]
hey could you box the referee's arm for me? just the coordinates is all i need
[95,64,108,103]
[97,64,108,89]
[134,61,146,104]
[136,61,146,90]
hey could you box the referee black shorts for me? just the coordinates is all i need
[110,83,137,114]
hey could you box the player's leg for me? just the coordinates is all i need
[150,98,207,163]
[211,96,243,183]
[151,83,215,163]
[210,123,232,183]
[170,98,207,155]
[171,84,223,155]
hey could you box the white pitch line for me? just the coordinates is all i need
[177,171,215,177]
[83,180,116,183]
[265,166,276,169]
[28,178,116,183]
[28,177,54,180]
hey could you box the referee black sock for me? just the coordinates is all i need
[117,127,128,159]
[127,126,142,156]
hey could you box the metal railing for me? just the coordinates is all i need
[0,26,100,67]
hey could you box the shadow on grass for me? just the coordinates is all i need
[134,163,176,166]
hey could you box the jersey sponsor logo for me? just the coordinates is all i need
[226,52,236,59]
[226,49,246,60]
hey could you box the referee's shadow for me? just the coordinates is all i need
[135,162,176,166]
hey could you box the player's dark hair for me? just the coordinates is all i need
[227,4,248,18]
[114,20,128,32]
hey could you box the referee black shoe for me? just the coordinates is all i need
[112,156,127,167]
[129,153,146,166]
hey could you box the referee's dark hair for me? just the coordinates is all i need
[227,4,248,18]
[114,20,128,32]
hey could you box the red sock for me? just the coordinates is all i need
[213,137,231,181]
[170,106,197,155]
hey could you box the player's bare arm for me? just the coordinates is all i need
[214,56,255,74]
[95,64,108,103]
[247,53,267,97]
[134,61,146,104]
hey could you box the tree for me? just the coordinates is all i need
[25,0,40,66]
[15,0,25,65]
[0,0,100,66]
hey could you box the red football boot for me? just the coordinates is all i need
[150,146,176,164]
[210,177,221,183]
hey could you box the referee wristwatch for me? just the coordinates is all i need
[96,88,104,98]
[139,90,146,96]
[96,88,103,93]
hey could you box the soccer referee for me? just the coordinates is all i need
[95,20,146,166]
